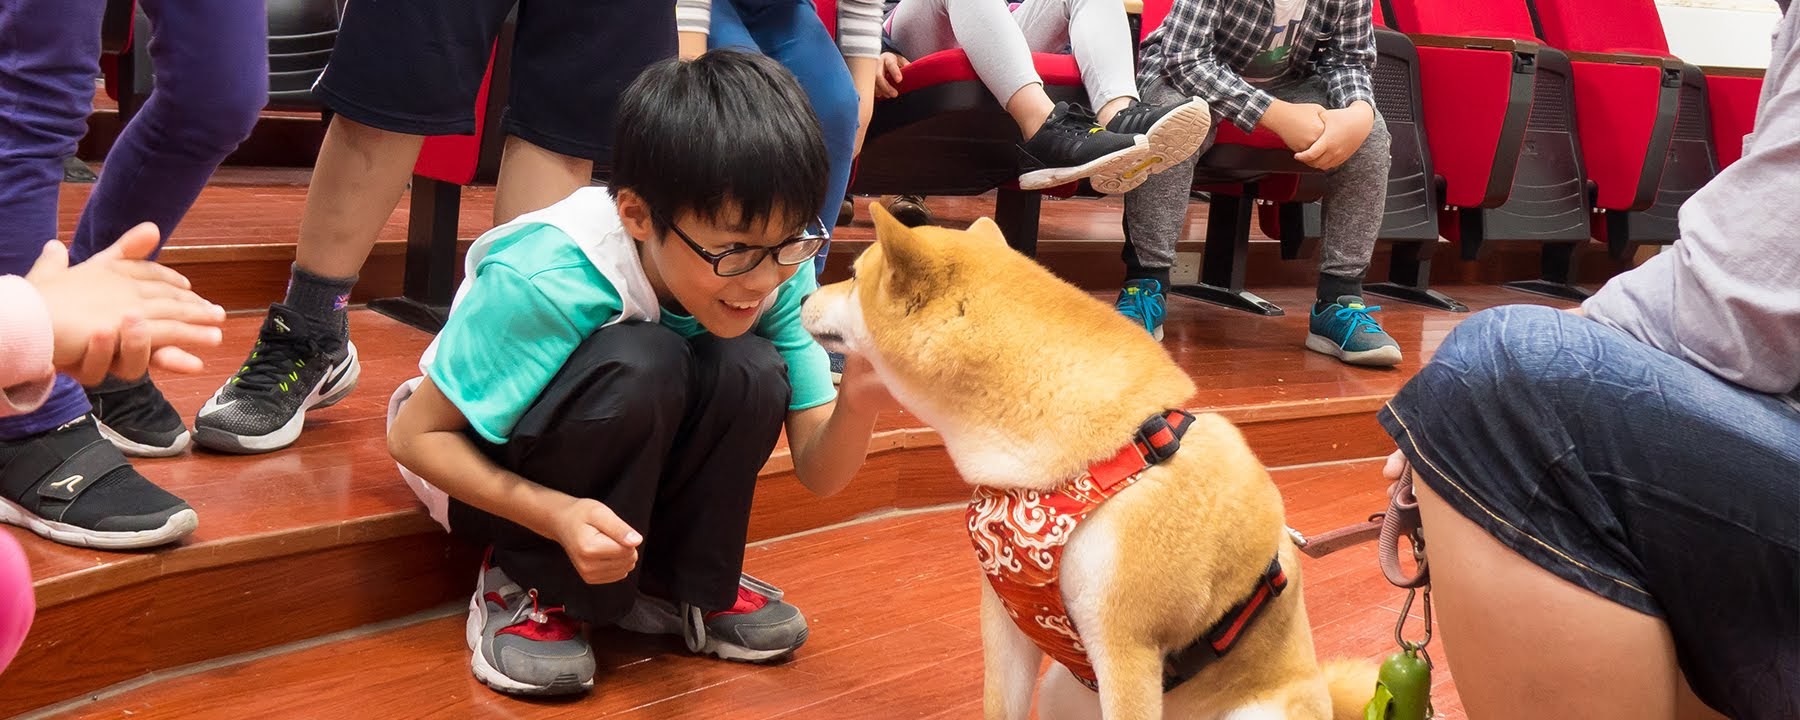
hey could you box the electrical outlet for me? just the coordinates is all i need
[1171,252,1202,285]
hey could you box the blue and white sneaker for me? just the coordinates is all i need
[1306,296,1402,367]
[1115,279,1168,340]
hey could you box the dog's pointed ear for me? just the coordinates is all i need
[965,216,1008,247]
[868,202,935,314]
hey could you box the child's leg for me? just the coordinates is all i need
[0,531,34,674]
[0,0,107,441]
[452,322,694,624]
[1269,79,1390,304]
[67,0,267,263]
[713,0,857,275]
[638,333,788,612]
[1011,0,1138,125]
[886,0,1052,137]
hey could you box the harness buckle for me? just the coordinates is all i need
[1134,410,1194,466]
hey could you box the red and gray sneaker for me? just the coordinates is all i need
[616,574,808,663]
[466,559,596,696]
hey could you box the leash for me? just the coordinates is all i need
[1287,461,1436,719]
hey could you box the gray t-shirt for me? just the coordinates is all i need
[1583,1,1800,408]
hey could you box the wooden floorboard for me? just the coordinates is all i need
[43,463,1467,719]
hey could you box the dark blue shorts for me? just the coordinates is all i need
[1379,305,1800,719]
[316,0,676,161]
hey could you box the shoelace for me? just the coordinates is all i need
[232,331,326,394]
[1333,304,1386,335]
[1115,282,1164,321]
[505,588,579,640]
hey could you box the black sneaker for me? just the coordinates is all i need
[837,195,854,228]
[192,304,359,454]
[0,416,197,549]
[1016,102,1149,194]
[1104,97,1212,184]
[884,195,935,227]
[87,375,191,458]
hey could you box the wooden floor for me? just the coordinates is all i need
[11,168,1593,718]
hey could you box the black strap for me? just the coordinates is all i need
[1161,556,1288,692]
[0,427,126,505]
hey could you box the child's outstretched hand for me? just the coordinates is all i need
[837,352,899,414]
[26,223,225,385]
[554,498,643,584]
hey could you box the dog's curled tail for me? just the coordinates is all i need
[1321,658,1380,720]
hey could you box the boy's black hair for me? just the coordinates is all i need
[609,50,830,237]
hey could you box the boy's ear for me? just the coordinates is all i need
[965,216,1007,247]
[614,188,656,242]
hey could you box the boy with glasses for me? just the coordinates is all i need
[385,51,893,696]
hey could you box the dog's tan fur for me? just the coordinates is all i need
[802,204,1375,720]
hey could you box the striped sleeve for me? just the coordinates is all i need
[836,0,885,58]
[677,0,712,36]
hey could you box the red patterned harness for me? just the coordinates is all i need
[967,410,1289,692]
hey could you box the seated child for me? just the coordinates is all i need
[879,0,1211,194]
[1120,0,1401,366]
[386,51,892,696]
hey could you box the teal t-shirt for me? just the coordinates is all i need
[427,223,836,444]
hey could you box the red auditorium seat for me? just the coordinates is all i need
[1529,0,1761,258]
[1385,0,1597,301]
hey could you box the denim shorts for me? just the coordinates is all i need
[1379,305,1800,719]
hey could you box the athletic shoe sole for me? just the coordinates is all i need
[1019,136,1152,193]
[95,420,191,458]
[1113,98,1214,193]
[464,590,594,696]
[0,499,197,550]
[193,342,362,455]
[1305,333,1403,367]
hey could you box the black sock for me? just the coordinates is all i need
[283,264,357,338]
[1127,267,1172,289]
[1316,273,1364,308]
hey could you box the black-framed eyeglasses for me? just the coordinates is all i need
[663,216,830,277]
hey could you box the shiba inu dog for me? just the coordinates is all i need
[800,204,1374,719]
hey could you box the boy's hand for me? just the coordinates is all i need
[1259,100,1328,152]
[553,498,643,584]
[837,353,898,414]
[875,52,910,99]
[27,223,225,385]
[1295,101,1375,170]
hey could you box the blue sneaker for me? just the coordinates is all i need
[1115,279,1167,340]
[1306,295,1402,367]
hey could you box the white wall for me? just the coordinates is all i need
[1656,0,1782,67]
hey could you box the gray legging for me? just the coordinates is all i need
[884,0,1139,112]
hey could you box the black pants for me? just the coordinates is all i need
[449,322,790,623]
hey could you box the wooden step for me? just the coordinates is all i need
[30,461,1468,720]
[2,284,1568,716]
[64,168,1631,313]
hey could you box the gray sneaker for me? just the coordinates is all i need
[616,573,808,663]
[465,560,596,696]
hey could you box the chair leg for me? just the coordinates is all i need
[369,175,461,333]
[1503,242,1593,302]
[1366,241,1469,312]
[1169,192,1283,316]
[994,187,1041,257]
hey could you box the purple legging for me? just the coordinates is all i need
[0,0,267,440]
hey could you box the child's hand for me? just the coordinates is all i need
[1295,102,1375,170]
[875,52,910,99]
[1259,100,1328,152]
[26,223,225,385]
[553,498,643,584]
[837,353,899,414]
